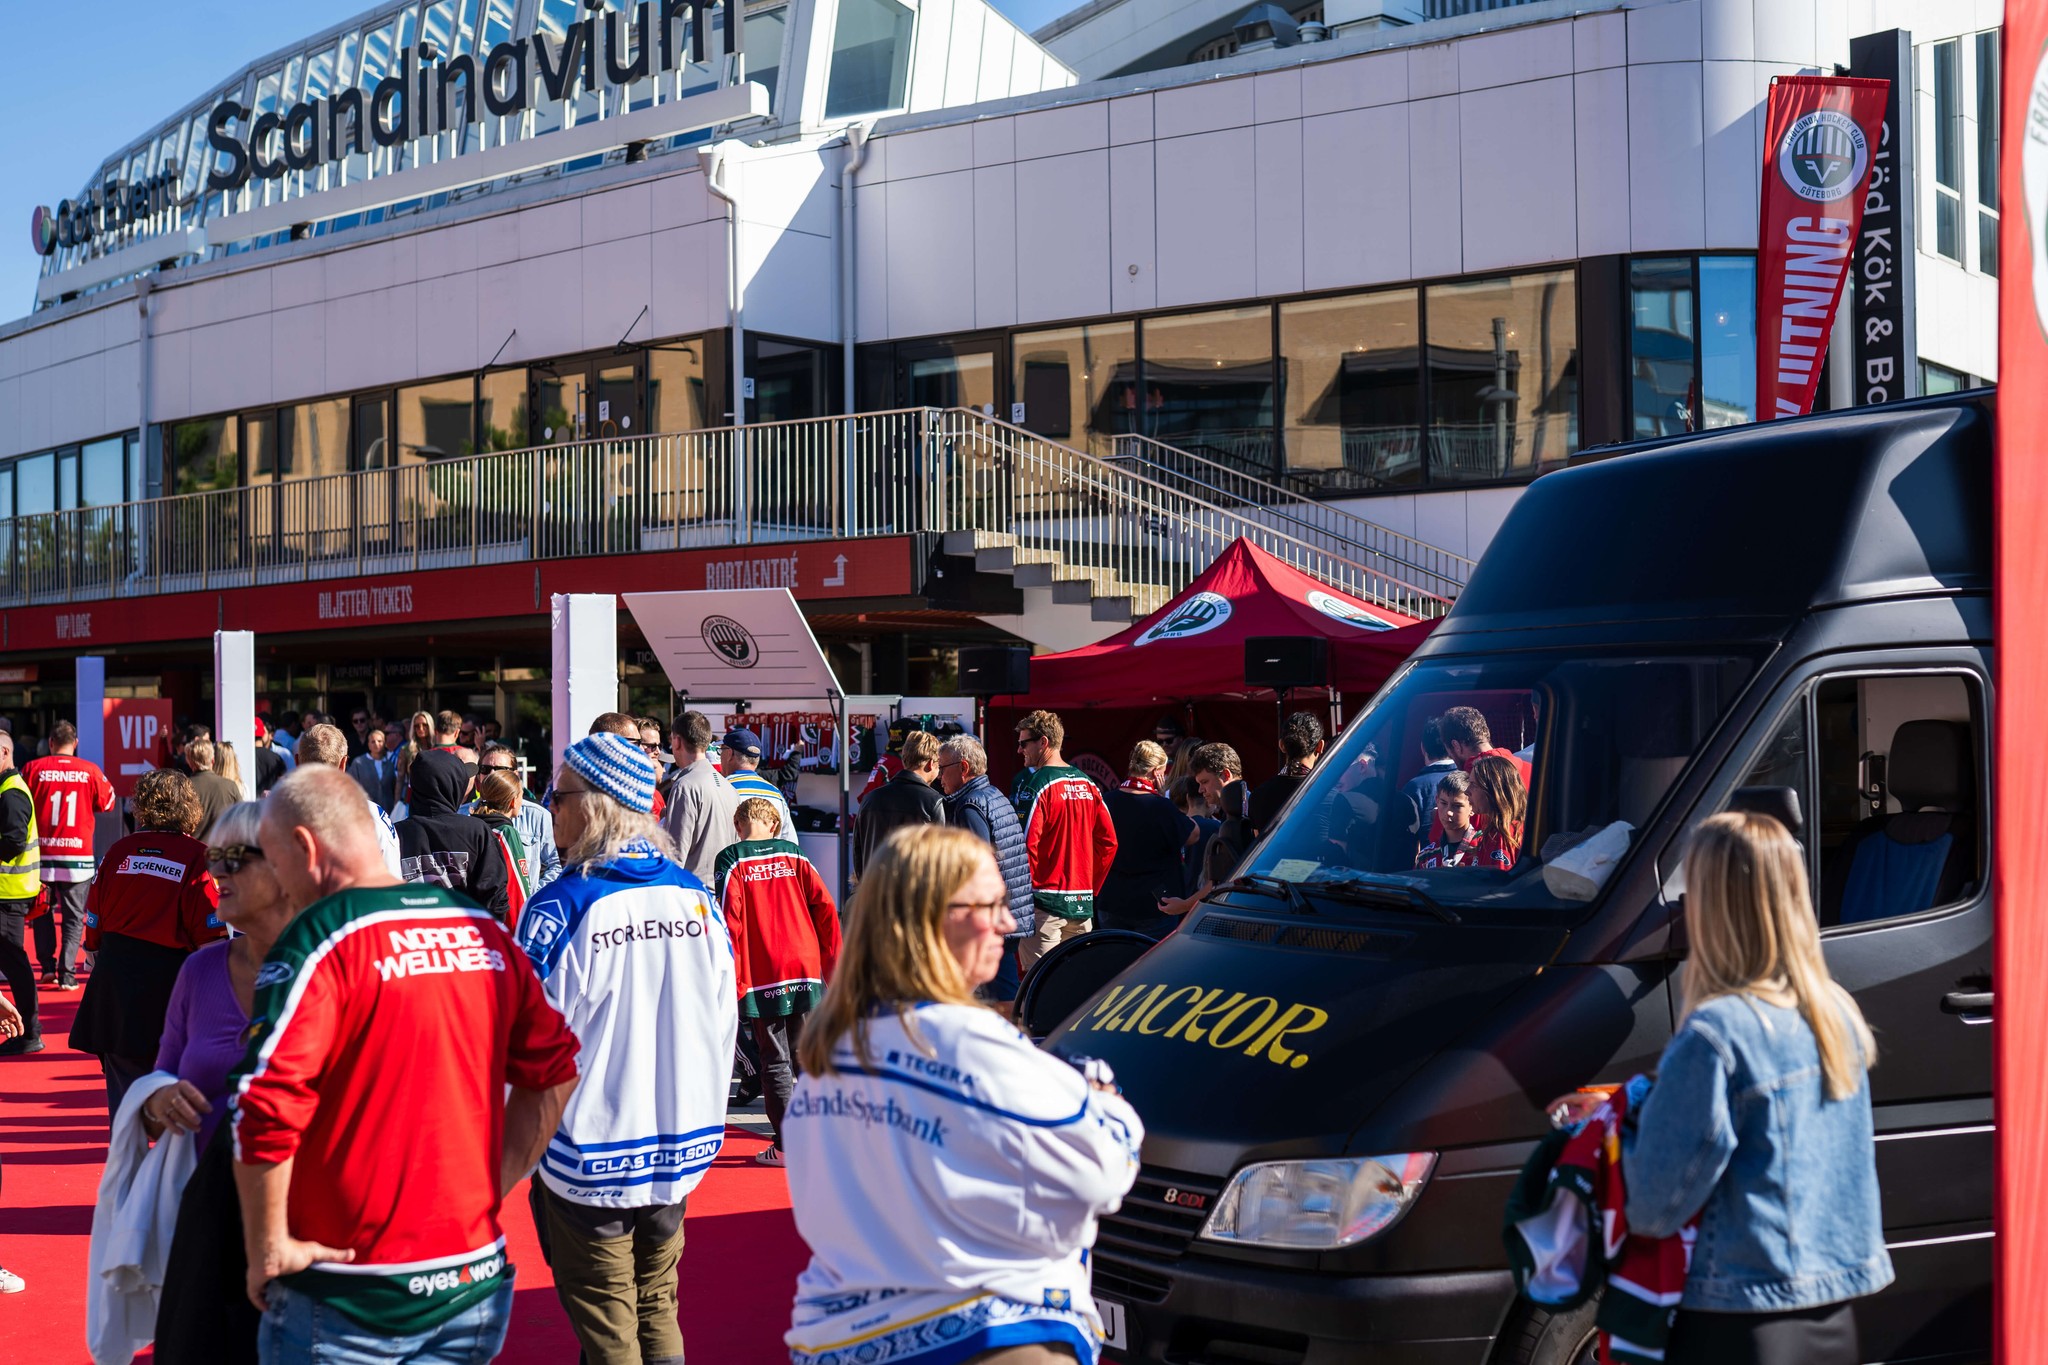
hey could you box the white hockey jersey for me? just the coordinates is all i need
[783,1002,1144,1365]
[513,841,738,1208]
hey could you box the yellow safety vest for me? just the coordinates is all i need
[0,772,40,900]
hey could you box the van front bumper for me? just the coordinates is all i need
[1097,1247,1518,1365]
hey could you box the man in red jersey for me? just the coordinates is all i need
[235,766,579,1361]
[23,720,115,991]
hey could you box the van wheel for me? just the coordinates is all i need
[1497,1299,1601,1365]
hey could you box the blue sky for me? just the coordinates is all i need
[0,0,1061,328]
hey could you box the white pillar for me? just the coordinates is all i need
[214,631,256,780]
[551,594,618,775]
[75,657,106,768]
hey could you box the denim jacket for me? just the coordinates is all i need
[1621,993,1894,1313]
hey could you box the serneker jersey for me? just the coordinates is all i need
[231,884,580,1336]
[22,755,115,881]
[515,842,738,1209]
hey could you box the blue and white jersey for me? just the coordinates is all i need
[726,767,797,845]
[514,841,737,1209]
[784,1003,1144,1365]
[367,796,401,877]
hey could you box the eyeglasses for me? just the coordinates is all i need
[207,845,265,874]
[937,760,963,773]
[546,788,593,810]
[945,897,1012,926]
[639,742,660,753]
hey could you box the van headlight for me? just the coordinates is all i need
[1199,1153,1436,1250]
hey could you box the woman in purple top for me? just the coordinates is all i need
[141,802,294,1150]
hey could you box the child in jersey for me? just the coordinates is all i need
[714,797,842,1166]
[1415,770,1483,869]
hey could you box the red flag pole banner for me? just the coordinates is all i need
[2000,13,2047,1364]
[1755,75,1889,419]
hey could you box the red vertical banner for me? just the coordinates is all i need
[1755,76,1890,419]
[2000,13,2047,1364]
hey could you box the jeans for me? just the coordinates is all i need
[0,898,37,1041]
[976,940,1023,1005]
[33,881,88,979]
[259,1278,515,1364]
[532,1183,687,1365]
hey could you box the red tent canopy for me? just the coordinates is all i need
[1018,539,1435,709]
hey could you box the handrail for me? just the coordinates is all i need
[1108,432,1476,600]
[0,407,1453,619]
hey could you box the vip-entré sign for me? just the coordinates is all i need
[30,0,741,256]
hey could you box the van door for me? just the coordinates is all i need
[1722,656,1991,1362]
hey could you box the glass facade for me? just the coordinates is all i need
[1425,271,1576,482]
[479,370,529,451]
[170,419,240,494]
[1280,291,1422,489]
[1933,38,1963,263]
[398,378,477,460]
[1013,322,1138,460]
[1142,306,1276,474]
[1629,255,1756,438]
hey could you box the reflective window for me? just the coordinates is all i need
[753,339,830,423]
[746,7,788,109]
[248,410,285,480]
[1977,31,2001,277]
[648,346,708,433]
[1427,271,1577,482]
[169,420,239,495]
[289,399,351,479]
[82,437,126,507]
[479,369,530,450]
[1629,257,1695,438]
[1281,289,1422,490]
[399,378,476,461]
[1013,321,1138,460]
[1921,361,1968,394]
[1698,257,1757,427]
[57,449,79,511]
[1142,306,1275,476]
[353,395,394,468]
[825,0,913,118]
[1932,38,1962,262]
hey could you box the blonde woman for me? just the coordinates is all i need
[785,826,1143,1365]
[1622,811,1891,1364]
[212,739,247,802]
[395,709,435,808]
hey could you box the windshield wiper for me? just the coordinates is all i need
[1213,873,1315,916]
[1300,875,1463,925]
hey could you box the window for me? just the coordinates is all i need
[1932,38,1963,263]
[1976,30,2001,277]
[398,378,476,461]
[1734,672,1983,927]
[1427,271,1577,482]
[1698,257,1758,427]
[1921,361,1969,394]
[1141,306,1276,476]
[168,419,239,494]
[824,0,913,118]
[288,399,350,479]
[353,394,394,468]
[479,369,530,451]
[247,410,286,480]
[57,448,79,511]
[80,437,125,506]
[745,7,789,111]
[1629,257,1695,438]
[1280,290,1422,490]
[1011,321,1137,460]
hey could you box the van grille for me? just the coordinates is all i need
[1098,1165,1225,1262]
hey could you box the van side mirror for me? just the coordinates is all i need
[1728,785,1804,838]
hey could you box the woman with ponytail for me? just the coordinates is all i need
[1622,810,1891,1364]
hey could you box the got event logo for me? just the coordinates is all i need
[1777,108,1869,204]
[1138,591,1232,645]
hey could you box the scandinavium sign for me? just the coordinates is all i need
[32,0,750,262]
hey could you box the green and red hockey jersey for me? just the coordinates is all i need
[230,883,580,1335]
[1015,764,1119,921]
[714,838,842,1018]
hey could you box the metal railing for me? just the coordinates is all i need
[0,408,1452,619]
[1109,433,1476,601]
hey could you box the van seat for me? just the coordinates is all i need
[1836,720,1975,925]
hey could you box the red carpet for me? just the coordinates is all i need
[0,995,808,1362]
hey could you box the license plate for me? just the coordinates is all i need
[1097,1296,1129,1351]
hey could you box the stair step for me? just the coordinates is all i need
[1090,595,1136,623]
[943,529,1013,556]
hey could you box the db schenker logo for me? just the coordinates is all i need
[1776,109,1868,204]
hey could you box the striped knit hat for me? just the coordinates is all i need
[563,732,658,814]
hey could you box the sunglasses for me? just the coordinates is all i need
[546,788,593,810]
[207,845,266,874]
[481,763,515,774]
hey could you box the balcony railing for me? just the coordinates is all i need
[0,408,1452,619]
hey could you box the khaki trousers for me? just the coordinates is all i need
[1017,914,1090,972]
[532,1182,688,1365]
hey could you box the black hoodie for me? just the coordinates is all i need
[395,749,508,918]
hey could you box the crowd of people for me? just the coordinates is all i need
[0,688,1900,1365]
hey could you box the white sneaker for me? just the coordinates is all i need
[0,1267,25,1293]
[754,1146,786,1168]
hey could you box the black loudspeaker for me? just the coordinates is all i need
[958,645,1032,695]
[1244,636,1328,691]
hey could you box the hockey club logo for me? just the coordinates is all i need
[1307,589,1393,631]
[701,615,759,668]
[1138,591,1232,645]
[1777,108,1868,203]
[254,961,295,989]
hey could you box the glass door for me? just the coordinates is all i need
[897,339,1006,417]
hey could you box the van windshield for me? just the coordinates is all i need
[1242,650,1759,918]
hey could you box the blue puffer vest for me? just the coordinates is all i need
[944,774,1036,938]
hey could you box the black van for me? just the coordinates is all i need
[1046,392,1994,1365]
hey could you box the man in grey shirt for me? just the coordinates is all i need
[660,710,740,887]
